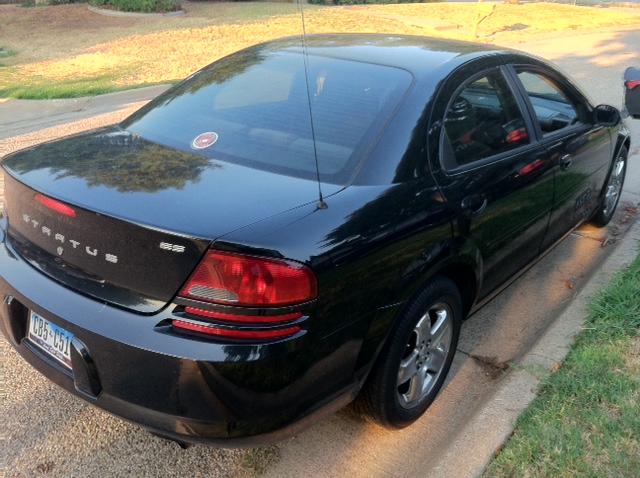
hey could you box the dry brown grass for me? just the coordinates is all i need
[2,2,640,97]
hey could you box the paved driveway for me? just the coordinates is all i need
[1,27,639,478]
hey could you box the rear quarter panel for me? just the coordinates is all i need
[215,178,454,384]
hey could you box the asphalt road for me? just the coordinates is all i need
[1,27,639,478]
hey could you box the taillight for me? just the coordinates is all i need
[626,80,640,90]
[179,251,317,307]
[35,193,76,218]
[184,306,302,324]
[172,319,301,340]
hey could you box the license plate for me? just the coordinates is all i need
[27,311,74,369]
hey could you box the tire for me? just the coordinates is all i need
[591,145,628,227]
[355,276,462,429]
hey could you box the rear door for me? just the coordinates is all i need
[510,65,612,249]
[430,65,555,297]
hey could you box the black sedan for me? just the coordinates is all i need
[0,34,631,445]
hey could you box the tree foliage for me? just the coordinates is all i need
[6,129,214,193]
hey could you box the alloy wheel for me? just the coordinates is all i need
[603,156,626,217]
[397,303,453,408]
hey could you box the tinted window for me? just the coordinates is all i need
[517,71,582,135]
[443,70,529,166]
[123,51,412,184]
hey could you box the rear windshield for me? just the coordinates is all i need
[122,50,412,184]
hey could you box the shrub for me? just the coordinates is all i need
[89,0,180,13]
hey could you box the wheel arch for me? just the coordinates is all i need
[622,135,631,154]
[392,242,483,322]
[433,261,478,318]
[613,127,631,162]
[352,244,482,384]
[598,129,631,202]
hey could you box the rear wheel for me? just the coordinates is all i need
[356,277,462,428]
[591,146,627,227]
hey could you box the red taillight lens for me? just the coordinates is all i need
[184,306,302,324]
[180,251,317,307]
[172,319,301,340]
[626,80,640,90]
[35,193,76,218]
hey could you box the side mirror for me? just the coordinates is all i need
[594,104,621,126]
[624,66,640,119]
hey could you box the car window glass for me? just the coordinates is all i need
[517,71,580,135]
[123,51,412,185]
[443,70,530,166]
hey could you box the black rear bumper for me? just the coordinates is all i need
[0,223,363,445]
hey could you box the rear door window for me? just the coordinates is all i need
[123,51,412,184]
[443,69,530,167]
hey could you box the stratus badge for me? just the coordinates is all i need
[21,213,119,264]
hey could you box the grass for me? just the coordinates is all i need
[0,73,122,99]
[2,2,640,98]
[0,71,167,99]
[485,251,640,478]
[0,48,16,58]
[0,81,150,99]
[0,47,17,68]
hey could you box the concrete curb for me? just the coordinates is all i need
[427,218,640,478]
[87,5,184,17]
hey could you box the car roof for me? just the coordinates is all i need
[254,34,521,79]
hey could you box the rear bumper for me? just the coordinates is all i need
[0,223,362,445]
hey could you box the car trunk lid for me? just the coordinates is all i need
[2,127,340,313]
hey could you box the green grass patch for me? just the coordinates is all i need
[0,81,119,99]
[0,48,17,58]
[485,252,640,477]
[0,47,17,67]
[0,62,173,99]
[0,75,170,99]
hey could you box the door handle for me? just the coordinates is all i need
[560,154,573,170]
[461,195,488,216]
